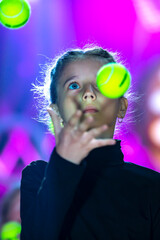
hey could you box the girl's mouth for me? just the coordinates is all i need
[83,109,98,114]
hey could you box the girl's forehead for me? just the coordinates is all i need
[59,58,106,82]
[66,58,105,70]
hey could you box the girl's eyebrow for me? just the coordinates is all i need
[63,76,78,87]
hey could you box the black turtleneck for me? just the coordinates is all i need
[85,139,124,168]
[20,140,160,240]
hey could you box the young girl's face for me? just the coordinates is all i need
[54,58,128,138]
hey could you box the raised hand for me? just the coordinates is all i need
[47,108,116,165]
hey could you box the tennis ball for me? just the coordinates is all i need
[1,221,21,240]
[96,63,131,99]
[0,0,31,29]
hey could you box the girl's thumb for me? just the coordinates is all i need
[47,107,62,138]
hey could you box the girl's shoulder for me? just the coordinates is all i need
[123,161,160,186]
[21,160,48,191]
[22,160,47,175]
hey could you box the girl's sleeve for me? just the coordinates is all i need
[20,147,86,240]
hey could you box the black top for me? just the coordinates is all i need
[20,140,160,240]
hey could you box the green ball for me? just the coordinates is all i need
[96,63,131,99]
[0,0,31,29]
[1,221,21,240]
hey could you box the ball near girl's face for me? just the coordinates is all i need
[54,58,128,139]
[96,63,131,99]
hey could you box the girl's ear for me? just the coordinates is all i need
[117,97,128,118]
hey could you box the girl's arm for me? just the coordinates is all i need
[20,147,86,240]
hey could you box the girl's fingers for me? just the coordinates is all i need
[67,110,82,129]
[47,107,62,138]
[86,124,109,141]
[78,116,94,132]
[68,111,95,133]
[81,124,116,147]
[89,138,116,150]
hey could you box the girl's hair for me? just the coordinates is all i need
[32,45,141,139]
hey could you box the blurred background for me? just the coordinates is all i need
[0,0,160,237]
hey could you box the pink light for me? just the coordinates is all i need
[132,0,160,32]
[148,119,160,147]
[0,127,41,177]
[73,0,135,47]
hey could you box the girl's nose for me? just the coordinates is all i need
[82,85,96,101]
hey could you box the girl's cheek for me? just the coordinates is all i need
[64,97,77,113]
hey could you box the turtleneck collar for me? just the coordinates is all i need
[85,139,124,171]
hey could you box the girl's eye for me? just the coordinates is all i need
[68,82,80,90]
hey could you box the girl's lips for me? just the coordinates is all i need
[83,109,98,113]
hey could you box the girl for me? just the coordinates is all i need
[20,46,160,240]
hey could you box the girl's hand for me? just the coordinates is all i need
[47,108,116,165]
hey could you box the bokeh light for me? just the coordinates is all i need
[148,119,160,147]
[148,90,160,114]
